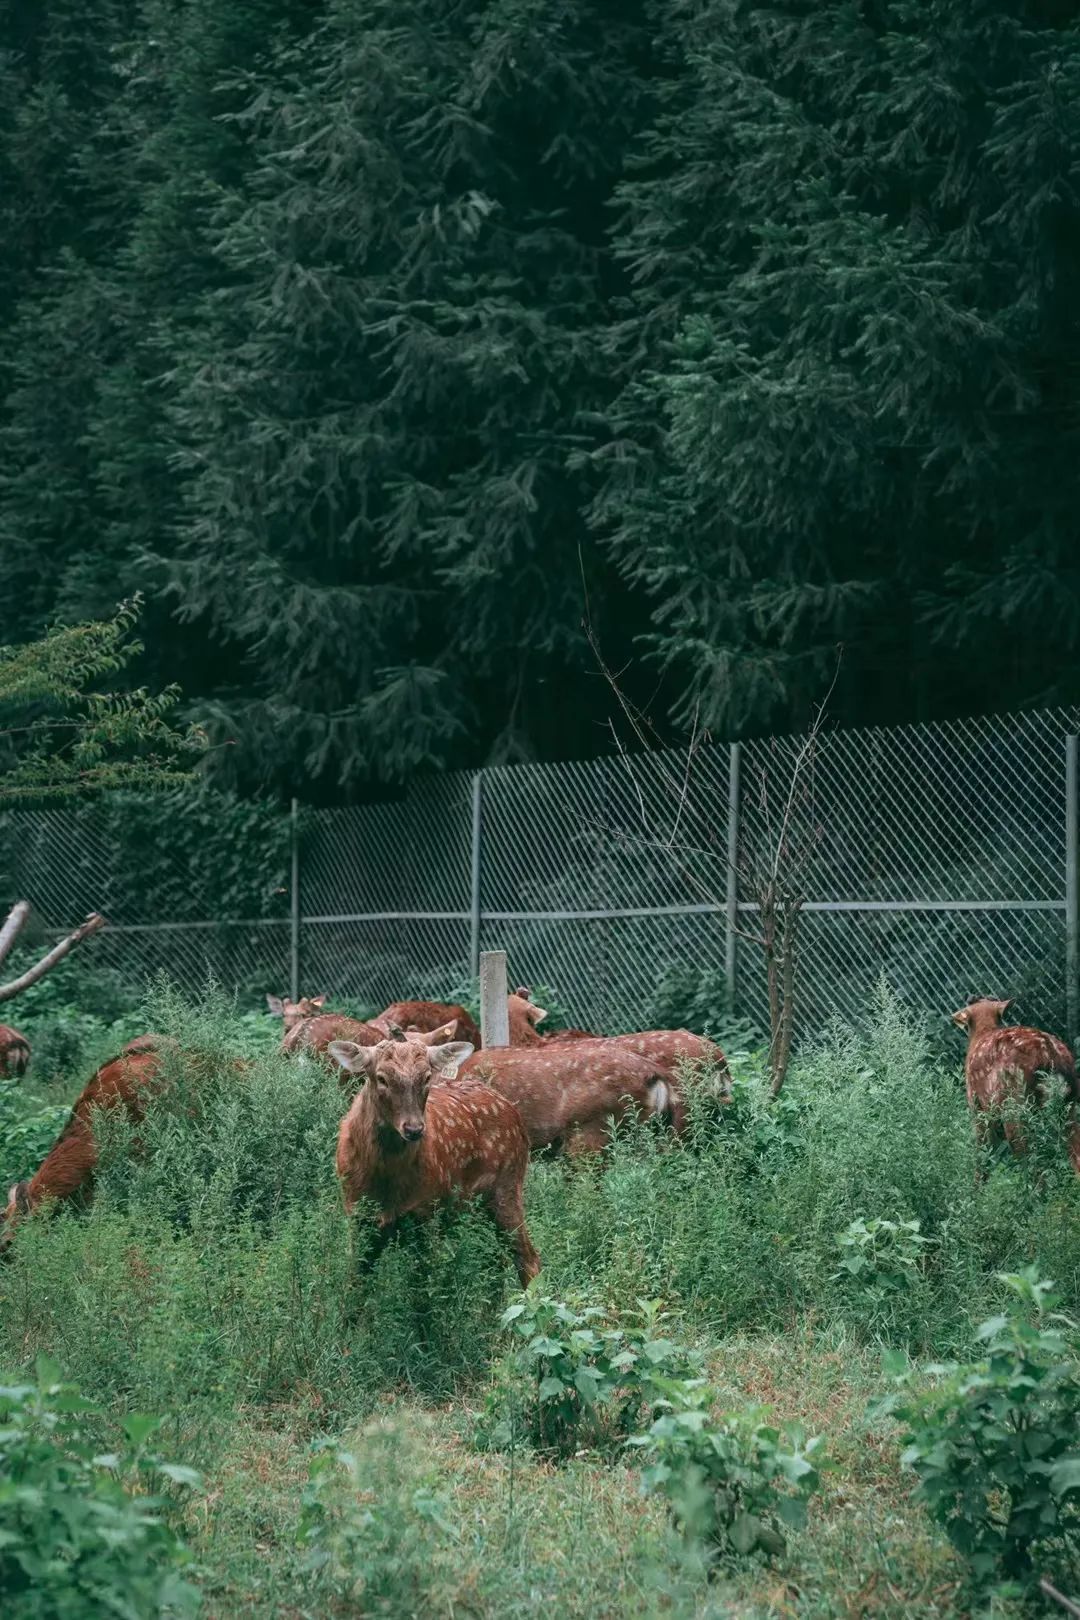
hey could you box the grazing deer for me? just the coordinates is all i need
[952,997,1080,1172]
[508,989,729,1109]
[0,1023,31,1079]
[328,1026,540,1285]
[2,1040,167,1248]
[462,1037,685,1155]
[373,1000,482,1051]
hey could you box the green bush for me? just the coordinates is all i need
[877,1269,1080,1593]
[0,1354,201,1619]
[481,1294,699,1457]
[297,1422,458,1609]
[833,1216,933,1320]
[0,1084,70,1190]
[643,963,761,1049]
[631,1385,826,1565]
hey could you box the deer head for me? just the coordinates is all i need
[328,1030,474,1144]
[951,997,1013,1034]
[267,993,326,1031]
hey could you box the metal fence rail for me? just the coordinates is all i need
[2,707,1077,1039]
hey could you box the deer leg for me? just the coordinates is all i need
[486,1183,540,1288]
[1003,1118,1029,1160]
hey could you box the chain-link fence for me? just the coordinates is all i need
[2,707,1078,1039]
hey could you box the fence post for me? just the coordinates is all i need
[289,797,300,1003]
[480,949,509,1048]
[469,772,483,979]
[1067,737,1078,1042]
[724,742,741,1011]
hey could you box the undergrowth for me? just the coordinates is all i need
[1,981,1080,1612]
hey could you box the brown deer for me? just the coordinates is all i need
[374,999,482,1051]
[461,1037,685,1156]
[2,1040,167,1248]
[507,989,593,1045]
[328,1026,540,1285]
[952,997,1080,1172]
[267,994,385,1059]
[0,1023,31,1078]
[508,990,729,1102]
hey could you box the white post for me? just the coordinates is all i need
[479,949,509,1048]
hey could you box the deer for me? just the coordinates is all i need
[508,988,731,1102]
[1,1036,257,1250]
[267,994,386,1060]
[461,1037,686,1156]
[373,999,482,1051]
[2,1040,167,1249]
[327,1025,540,1285]
[952,997,1080,1173]
[0,1023,31,1079]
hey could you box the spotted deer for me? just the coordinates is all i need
[267,994,386,1061]
[461,1036,685,1156]
[508,989,729,1107]
[0,1023,31,1079]
[507,989,593,1045]
[328,1025,540,1285]
[952,997,1080,1173]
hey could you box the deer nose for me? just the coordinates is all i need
[403,1123,425,1142]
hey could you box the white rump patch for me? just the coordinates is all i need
[648,1078,670,1115]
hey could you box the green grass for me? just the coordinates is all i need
[1,980,1078,1614]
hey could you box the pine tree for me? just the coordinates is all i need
[144,0,652,789]
[595,0,1080,734]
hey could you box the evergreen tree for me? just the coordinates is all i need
[145,0,652,789]
[596,0,1080,733]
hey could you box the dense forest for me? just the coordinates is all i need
[3,0,1080,800]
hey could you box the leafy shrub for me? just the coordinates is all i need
[643,963,761,1049]
[877,1269,1080,1592]
[482,1294,698,1457]
[0,1354,201,1619]
[631,1383,826,1564]
[833,1216,933,1306]
[0,1085,70,1190]
[297,1419,458,1610]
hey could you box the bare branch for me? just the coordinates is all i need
[768,655,842,889]
[0,901,31,971]
[1041,1581,1080,1620]
[0,912,106,1003]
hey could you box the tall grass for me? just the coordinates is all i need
[3,980,1080,1434]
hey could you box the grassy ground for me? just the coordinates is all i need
[179,1327,966,1620]
[2,983,1078,1616]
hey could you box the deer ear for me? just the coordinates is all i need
[997,998,1013,1016]
[327,1040,375,1079]
[428,1041,474,1079]
[266,995,285,1017]
[311,994,327,1010]
[951,1007,970,1029]
[532,1005,549,1026]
